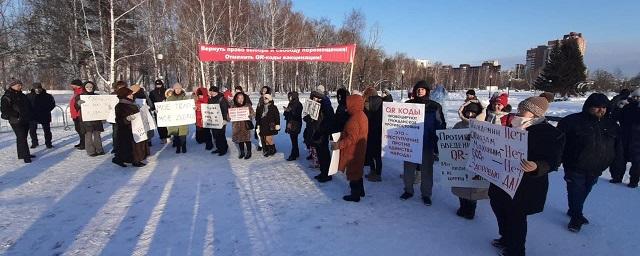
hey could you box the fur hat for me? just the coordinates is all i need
[316,85,325,92]
[518,96,549,117]
[463,102,483,116]
[116,87,133,99]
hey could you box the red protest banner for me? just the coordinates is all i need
[198,44,356,63]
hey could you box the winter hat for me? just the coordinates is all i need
[463,102,483,116]
[209,86,220,93]
[7,79,23,89]
[316,85,325,92]
[494,93,509,106]
[631,88,640,98]
[154,79,164,86]
[518,96,549,118]
[539,92,555,103]
[32,82,43,90]
[412,80,430,98]
[83,81,96,91]
[263,93,273,102]
[311,91,324,100]
[116,87,133,99]
[70,79,83,87]
[466,89,476,96]
[172,83,183,91]
[582,93,609,112]
[130,84,142,94]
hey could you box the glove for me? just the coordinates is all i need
[275,125,280,130]
[126,115,137,121]
[77,100,85,105]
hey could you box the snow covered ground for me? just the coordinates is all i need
[1,91,638,256]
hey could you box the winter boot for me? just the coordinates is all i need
[238,143,246,159]
[400,192,413,200]
[568,217,583,232]
[244,142,252,159]
[343,181,361,202]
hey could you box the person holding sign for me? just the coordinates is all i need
[112,87,149,167]
[284,91,303,161]
[208,86,230,156]
[231,92,255,159]
[76,81,105,157]
[166,83,190,154]
[69,79,86,149]
[363,87,384,182]
[489,96,565,256]
[256,94,281,157]
[330,95,368,202]
[194,87,211,149]
[400,81,446,206]
[451,100,486,220]
[307,90,336,183]
[149,80,169,144]
[132,84,155,146]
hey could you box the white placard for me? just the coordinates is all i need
[328,132,341,176]
[201,104,224,129]
[139,105,156,130]
[155,100,196,127]
[381,102,425,164]
[79,95,118,122]
[436,129,490,188]
[229,107,251,122]
[303,99,320,120]
[467,119,528,198]
[130,113,148,143]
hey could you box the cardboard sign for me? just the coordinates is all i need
[130,113,147,143]
[381,102,425,164]
[436,129,490,188]
[79,95,118,122]
[201,104,224,129]
[303,99,321,120]
[328,132,341,176]
[467,119,528,198]
[229,107,251,122]
[155,100,196,127]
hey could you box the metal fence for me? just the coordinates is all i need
[0,104,72,133]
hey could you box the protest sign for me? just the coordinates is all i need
[130,113,147,143]
[229,107,251,122]
[436,129,490,188]
[201,104,224,129]
[381,102,425,164]
[304,99,321,120]
[139,105,156,130]
[467,119,528,198]
[79,95,118,122]
[328,132,341,176]
[155,100,196,127]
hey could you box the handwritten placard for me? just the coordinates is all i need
[303,99,321,120]
[229,107,250,122]
[155,100,196,127]
[381,102,425,164]
[328,132,341,176]
[467,119,528,198]
[436,129,490,188]
[79,95,118,122]
[202,103,224,129]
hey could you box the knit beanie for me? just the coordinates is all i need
[495,93,509,106]
[8,79,23,89]
[466,89,476,96]
[518,96,549,117]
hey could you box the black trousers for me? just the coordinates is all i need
[370,154,383,175]
[212,126,228,152]
[289,133,299,157]
[73,118,85,147]
[316,140,330,177]
[29,121,52,146]
[491,199,527,256]
[458,198,477,215]
[11,123,31,159]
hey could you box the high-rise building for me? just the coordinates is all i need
[524,32,587,83]
[451,61,501,90]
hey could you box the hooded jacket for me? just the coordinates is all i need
[619,96,640,162]
[557,93,622,176]
[194,87,210,128]
[284,92,303,134]
[337,95,369,181]
[69,86,85,120]
[27,86,56,123]
[334,88,350,132]
[405,82,446,154]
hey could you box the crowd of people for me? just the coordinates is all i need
[2,78,639,256]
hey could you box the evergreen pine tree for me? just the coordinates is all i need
[534,45,562,93]
[534,39,587,96]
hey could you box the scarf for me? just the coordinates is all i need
[511,116,545,130]
[261,102,270,119]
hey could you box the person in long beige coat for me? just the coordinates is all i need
[231,92,255,159]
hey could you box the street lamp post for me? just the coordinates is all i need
[508,77,512,96]
[454,79,457,92]
[401,69,405,100]
[488,74,493,99]
[157,54,164,88]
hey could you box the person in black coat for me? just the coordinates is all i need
[255,86,272,151]
[112,87,148,167]
[76,81,106,156]
[256,93,280,157]
[333,87,350,133]
[27,82,56,148]
[208,86,230,156]
[1,80,35,163]
[149,79,169,143]
[308,90,336,182]
[617,88,640,188]
[363,87,384,182]
[284,91,303,161]
[557,93,622,232]
[489,96,565,256]
[381,88,393,102]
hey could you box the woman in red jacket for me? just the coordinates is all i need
[194,87,212,150]
[331,95,369,202]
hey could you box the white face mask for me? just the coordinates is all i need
[511,116,534,129]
